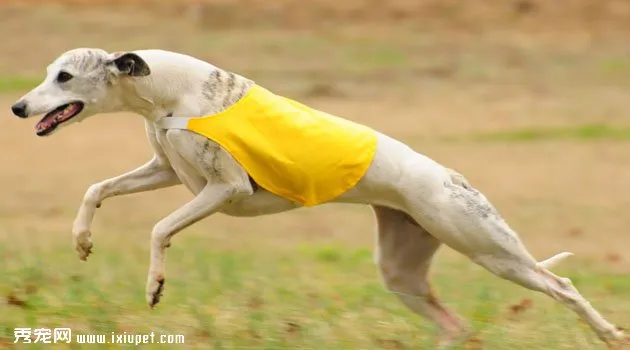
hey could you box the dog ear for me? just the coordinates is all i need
[108,52,151,77]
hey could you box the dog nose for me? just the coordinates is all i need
[11,101,29,118]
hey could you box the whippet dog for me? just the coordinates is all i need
[10,48,627,348]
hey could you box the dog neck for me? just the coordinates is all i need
[115,50,254,123]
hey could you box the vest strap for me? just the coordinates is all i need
[156,117,190,130]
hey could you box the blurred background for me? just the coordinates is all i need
[1,1,630,349]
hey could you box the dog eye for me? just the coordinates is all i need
[56,71,73,83]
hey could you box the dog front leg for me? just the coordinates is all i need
[146,182,251,307]
[73,156,180,261]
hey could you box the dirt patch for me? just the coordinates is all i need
[2,0,630,268]
[3,93,630,267]
[4,0,630,32]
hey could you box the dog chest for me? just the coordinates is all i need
[154,129,207,194]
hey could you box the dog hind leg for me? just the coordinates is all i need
[399,166,626,346]
[373,205,470,348]
[472,254,626,346]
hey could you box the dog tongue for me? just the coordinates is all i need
[35,110,61,132]
[35,116,56,132]
[35,104,79,132]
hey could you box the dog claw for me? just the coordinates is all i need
[147,277,165,308]
[604,328,629,350]
[76,242,93,261]
[435,327,475,350]
[73,228,93,261]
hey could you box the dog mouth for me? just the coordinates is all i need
[35,102,84,136]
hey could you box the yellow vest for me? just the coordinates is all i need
[158,85,377,206]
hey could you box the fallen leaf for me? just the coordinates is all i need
[566,228,583,237]
[374,338,404,349]
[466,336,484,350]
[6,292,28,308]
[304,82,344,98]
[0,338,13,349]
[285,322,301,335]
[247,296,264,310]
[514,0,536,15]
[195,330,212,339]
[605,253,622,263]
[248,329,261,339]
[69,275,83,282]
[509,298,533,314]
[24,284,38,295]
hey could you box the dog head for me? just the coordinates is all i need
[10,48,150,136]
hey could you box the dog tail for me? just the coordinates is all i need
[537,251,574,269]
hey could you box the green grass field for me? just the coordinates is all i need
[2,231,630,349]
[1,1,630,349]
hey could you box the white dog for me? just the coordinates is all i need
[11,48,626,348]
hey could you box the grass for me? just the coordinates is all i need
[1,230,628,349]
[446,124,630,142]
[0,77,39,94]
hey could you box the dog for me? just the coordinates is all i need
[10,48,627,348]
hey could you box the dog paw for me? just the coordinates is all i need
[435,327,475,349]
[73,228,93,261]
[146,275,165,308]
[605,327,629,349]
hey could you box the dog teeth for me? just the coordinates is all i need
[37,103,79,133]
[56,104,75,121]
